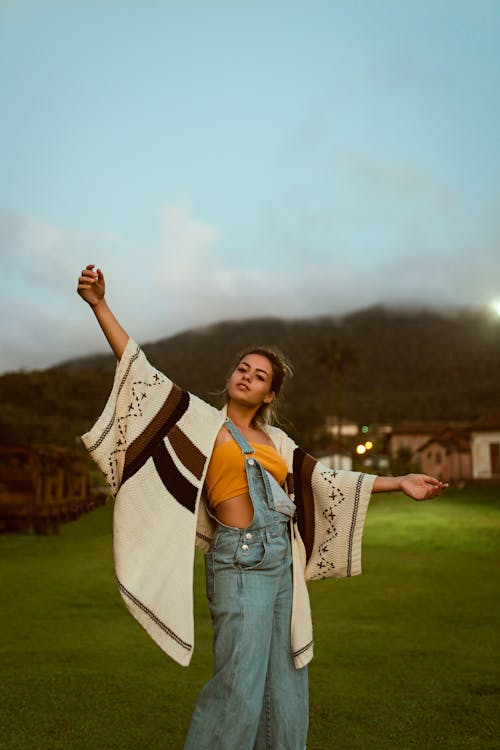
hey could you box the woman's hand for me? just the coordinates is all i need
[76,264,129,360]
[77,264,105,308]
[399,473,448,501]
[372,474,448,499]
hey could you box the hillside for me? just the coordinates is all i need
[1,306,499,451]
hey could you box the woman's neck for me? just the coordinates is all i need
[226,402,258,430]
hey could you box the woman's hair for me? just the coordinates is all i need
[225,346,293,426]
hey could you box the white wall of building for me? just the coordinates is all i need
[471,431,500,479]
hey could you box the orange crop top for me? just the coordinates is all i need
[205,440,288,507]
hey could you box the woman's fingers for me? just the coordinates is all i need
[81,268,98,279]
[78,275,96,287]
[426,483,439,499]
[424,476,448,496]
[78,266,102,286]
[423,479,438,496]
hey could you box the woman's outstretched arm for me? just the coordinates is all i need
[77,264,129,360]
[373,473,447,500]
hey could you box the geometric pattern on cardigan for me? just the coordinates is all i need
[291,447,367,578]
[120,386,207,513]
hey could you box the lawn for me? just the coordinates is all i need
[1,485,499,749]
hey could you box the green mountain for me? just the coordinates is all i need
[1,306,499,452]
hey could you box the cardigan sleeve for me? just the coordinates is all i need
[81,337,200,495]
[292,447,376,581]
[80,337,224,667]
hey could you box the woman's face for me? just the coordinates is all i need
[226,353,275,409]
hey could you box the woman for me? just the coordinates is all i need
[77,264,446,750]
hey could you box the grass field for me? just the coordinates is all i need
[1,485,499,749]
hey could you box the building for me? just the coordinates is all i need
[387,413,500,483]
[470,412,500,480]
[417,427,472,483]
[387,422,462,462]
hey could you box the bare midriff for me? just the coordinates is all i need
[214,492,254,529]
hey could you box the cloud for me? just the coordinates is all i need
[1,210,125,291]
[148,202,306,327]
[259,141,500,315]
[1,195,499,374]
[0,205,302,372]
[333,147,459,207]
[0,210,132,371]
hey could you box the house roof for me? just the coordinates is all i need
[470,411,500,430]
[418,427,471,453]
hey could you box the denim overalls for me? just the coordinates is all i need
[184,419,309,750]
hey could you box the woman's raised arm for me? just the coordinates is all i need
[77,264,129,360]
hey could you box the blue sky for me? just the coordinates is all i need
[1,0,499,372]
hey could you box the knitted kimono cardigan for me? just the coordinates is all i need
[82,338,376,669]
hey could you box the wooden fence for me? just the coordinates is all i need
[0,443,108,533]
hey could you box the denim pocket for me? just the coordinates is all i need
[266,471,296,518]
[234,540,268,570]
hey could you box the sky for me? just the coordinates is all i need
[1,0,499,373]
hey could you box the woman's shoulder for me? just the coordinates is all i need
[264,424,296,453]
[264,422,291,437]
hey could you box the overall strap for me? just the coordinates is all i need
[224,418,255,456]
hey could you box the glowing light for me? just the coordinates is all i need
[365,441,373,450]
[361,425,369,434]
[491,299,500,316]
[356,444,367,455]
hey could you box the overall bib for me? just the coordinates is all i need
[184,419,309,750]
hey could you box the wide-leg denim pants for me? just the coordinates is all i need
[184,422,309,750]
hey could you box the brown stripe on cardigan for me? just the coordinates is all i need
[123,383,184,470]
[292,639,314,658]
[152,441,198,513]
[293,448,316,564]
[168,424,206,481]
[120,388,190,489]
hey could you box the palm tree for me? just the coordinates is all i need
[316,332,358,442]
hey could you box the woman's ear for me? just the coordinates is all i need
[263,390,275,404]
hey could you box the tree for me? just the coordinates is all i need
[315,332,358,441]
